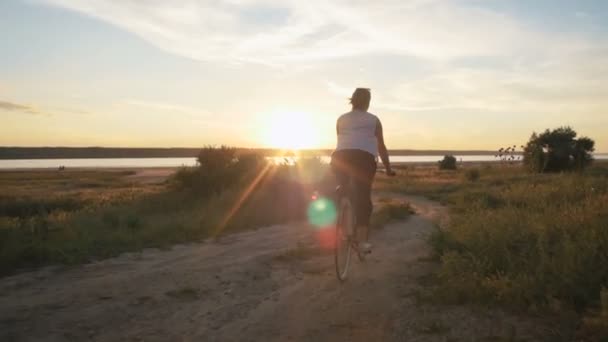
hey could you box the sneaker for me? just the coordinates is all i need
[360,242,372,254]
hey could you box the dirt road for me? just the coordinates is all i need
[0,195,553,341]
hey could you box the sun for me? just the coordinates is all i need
[262,111,320,150]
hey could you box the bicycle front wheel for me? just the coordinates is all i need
[335,196,353,281]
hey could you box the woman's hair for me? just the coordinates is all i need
[350,88,371,110]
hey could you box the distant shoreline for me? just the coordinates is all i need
[0,147,517,159]
[0,161,515,172]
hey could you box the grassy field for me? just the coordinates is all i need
[376,161,608,338]
[0,166,318,275]
[3,158,607,336]
[0,170,169,273]
[0,158,412,277]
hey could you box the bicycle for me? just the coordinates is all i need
[334,168,395,281]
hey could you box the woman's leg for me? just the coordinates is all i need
[330,151,350,195]
[354,152,377,242]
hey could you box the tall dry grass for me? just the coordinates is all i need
[382,162,608,338]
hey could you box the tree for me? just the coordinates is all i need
[438,155,457,170]
[523,126,595,173]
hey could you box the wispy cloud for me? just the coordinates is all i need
[50,107,90,116]
[1,100,94,117]
[416,50,607,112]
[124,99,209,116]
[325,81,351,98]
[121,99,233,128]
[0,100,41,115]
[326,46,608,115]
[21,0,608,151]
[39,0,596,65]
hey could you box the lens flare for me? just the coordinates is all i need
[307,197,336,228]
[315,228,336,250]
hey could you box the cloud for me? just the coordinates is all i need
[50,107,91,115]
[39,0,596,65]
[121,99,233,128]
[1,100,93,117]
[325,81,351,98]
[0,100,41,115]
[123,99,211,118]
[326,46,608,116]
[32,0,608,151]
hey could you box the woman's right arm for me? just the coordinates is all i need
[376,118,395,176]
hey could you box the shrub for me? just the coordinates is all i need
[438,155,457,170]
[464,168,480,182]
[171,146,267,197]
[523,126,595,173]
[496,145,522,163]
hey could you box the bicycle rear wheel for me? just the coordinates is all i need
[335,196,353,281]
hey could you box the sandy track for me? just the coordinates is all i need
[0,195,555,341]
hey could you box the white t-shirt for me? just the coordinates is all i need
[335,110,379,157]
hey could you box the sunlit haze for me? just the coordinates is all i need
[1,0,607,151]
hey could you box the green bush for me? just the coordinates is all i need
[523,126,595,173]
[438,155,457,170]
[172,146,266,197]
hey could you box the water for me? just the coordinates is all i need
[0,158,197,169]
[1,154,606,169]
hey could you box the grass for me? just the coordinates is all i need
[376,161,608,338]
[0,156,330,276]
[371,202,414,229]
[0,188,301,275]
[0,169,157,218]
[5,156,606,337]
[374,165,465,202]
[0,154,414,276]
[0,170,166,271]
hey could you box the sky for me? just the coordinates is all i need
[1,0,607,151]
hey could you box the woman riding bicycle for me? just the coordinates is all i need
[330,88,395,253]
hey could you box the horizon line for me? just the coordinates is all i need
[1,146,606,154]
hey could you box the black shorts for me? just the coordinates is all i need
[330,149,377,226]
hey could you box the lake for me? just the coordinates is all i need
[1,154,607,169]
